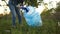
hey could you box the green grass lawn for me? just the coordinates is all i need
[0,11,59,34]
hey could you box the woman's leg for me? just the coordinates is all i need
[15,7,22,24]
[9,1,16,26]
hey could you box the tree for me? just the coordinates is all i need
[26,0,38,7]
[54,2,60,22]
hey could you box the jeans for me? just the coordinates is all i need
[8,0,21,26]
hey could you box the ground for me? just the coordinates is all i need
[0,10,59,34]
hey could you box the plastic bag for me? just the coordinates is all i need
[23,6,42,27]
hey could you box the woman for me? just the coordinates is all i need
[8,0,24,28]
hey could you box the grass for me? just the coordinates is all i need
[0,10,59,34]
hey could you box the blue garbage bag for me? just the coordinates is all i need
[23,6,42,27]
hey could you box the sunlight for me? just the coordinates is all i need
[0,0,10,15]
[36,0,60,14]
[35,3,45,14]
[43,0,60,9]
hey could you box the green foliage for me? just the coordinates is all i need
[39,0,43,1]
[2,0,5,1]
[54,2,60,22]
[25,0,38,7]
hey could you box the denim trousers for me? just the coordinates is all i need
[8,0,21,26]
